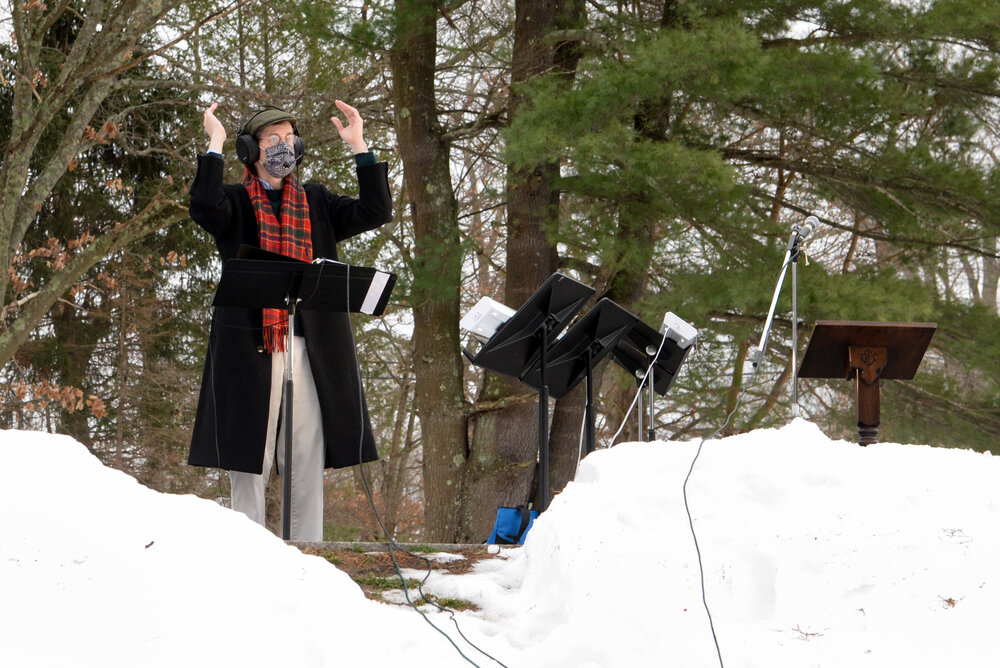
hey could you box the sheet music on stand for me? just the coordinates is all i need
[311,258,393,316]
[225,245,396,316]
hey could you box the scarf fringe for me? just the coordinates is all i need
[264,323,288,354]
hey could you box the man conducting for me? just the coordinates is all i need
[188,101,392,540]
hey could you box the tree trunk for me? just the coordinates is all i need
[115,267,129,470]
[548,378,587,493]
[391,0,468,542]
[379,378,415,536]
[462,0,589,539]
[981,238,999,314]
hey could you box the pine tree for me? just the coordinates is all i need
[505,0,1000,450]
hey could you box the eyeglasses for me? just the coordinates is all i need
[259,133,296,148]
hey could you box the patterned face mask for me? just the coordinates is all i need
[261,141,296,178]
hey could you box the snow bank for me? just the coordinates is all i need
[4,420,1000,667]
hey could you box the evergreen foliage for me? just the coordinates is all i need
[505,0,1000,450]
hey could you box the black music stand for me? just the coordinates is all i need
[222,245,396,316]
[520,299,638,457]
[467,273,594,512]
[611,319,693,441]
[213,247,395,539]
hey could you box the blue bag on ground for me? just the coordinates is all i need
[486,506,538,545]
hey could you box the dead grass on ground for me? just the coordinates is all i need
[301,545,503,610]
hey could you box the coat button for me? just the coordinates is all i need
[257,345,265,353]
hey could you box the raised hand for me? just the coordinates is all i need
[203,103,226,153]
[330,100,368,154]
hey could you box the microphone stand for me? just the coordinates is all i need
[790,236,803,418]
[752,223,811,417]
[636,368,644,439]
[648,364,656,441]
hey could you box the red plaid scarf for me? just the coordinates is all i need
[242,168,312,353]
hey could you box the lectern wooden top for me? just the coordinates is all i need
[798,320,936,380]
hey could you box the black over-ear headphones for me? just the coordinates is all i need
[234,106,306,167]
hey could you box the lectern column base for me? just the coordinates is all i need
[854,378,881,446]
[850,345,885,447]
[854,377,881,446]
[857,424,879,446]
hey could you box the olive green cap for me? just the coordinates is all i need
[242,108,296,138]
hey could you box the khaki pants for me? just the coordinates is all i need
[230,335,324,541]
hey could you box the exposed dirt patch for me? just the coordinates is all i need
[300,544,505,608]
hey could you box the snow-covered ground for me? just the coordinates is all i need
[3,419,999,667]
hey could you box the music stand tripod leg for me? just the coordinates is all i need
[537,326,550,513]
[281,299,296,540]
[585,347,596,455]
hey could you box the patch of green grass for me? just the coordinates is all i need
[428,597,478,612]
[352,575,421,591]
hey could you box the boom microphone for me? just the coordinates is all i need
[795,215,819,240]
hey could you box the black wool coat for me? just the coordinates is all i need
[188,153,393,474]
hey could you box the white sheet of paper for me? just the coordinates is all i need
[361,271,390,315]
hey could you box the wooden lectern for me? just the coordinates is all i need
[798,320,936,445]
